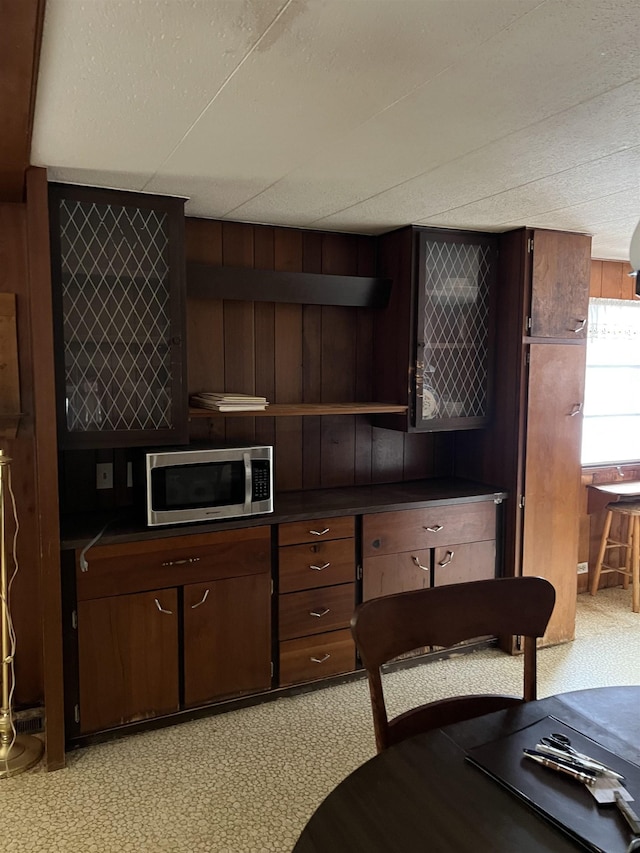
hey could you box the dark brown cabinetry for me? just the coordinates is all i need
[67,526,271,735]
[62,482,505,744]
[457,228,590,646]
[77,589,179,733]
[183,573,272,708]
[277,516,356,686]
[528,229,590,339]
[362,500,498,601]
[49,183,187,448]
[520,343,586,645]
[374,226,497,432]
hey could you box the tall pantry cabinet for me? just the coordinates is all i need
[457,228,591,646]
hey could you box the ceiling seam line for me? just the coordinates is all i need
[413,142,640,222]
[221,0,553,218]
[140,0,294,192]
[306,72,640,227]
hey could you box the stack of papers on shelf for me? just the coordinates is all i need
[190,392,269,412]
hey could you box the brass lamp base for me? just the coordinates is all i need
[0,733,43,779]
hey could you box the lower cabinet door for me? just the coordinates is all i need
[183,573,272,707]
[432,540,496,587]
[362,550,431,600]
[77,589,180,734]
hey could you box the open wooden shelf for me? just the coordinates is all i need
[189,402,408,418]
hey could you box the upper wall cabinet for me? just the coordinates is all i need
[49,184,188,448]
[528,229,591,339]
[374,226,497,432]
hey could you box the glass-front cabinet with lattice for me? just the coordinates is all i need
[49,184,187,448]
[374,226,497,432]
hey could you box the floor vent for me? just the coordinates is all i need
[13,708,45,735]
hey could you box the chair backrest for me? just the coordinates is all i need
[351,576,556,751]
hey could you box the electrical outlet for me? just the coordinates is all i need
[96,462,113,490]
[577,562,589,575]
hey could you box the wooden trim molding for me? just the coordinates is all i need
[26,166,65,770]
[0,0,46,201]
[187,262,392,308]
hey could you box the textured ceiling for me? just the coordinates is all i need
[31,0,640,260]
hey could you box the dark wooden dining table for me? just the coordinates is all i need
[293,687,640,853]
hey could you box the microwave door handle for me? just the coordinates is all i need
[243,452,252,511]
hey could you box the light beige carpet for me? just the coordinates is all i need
[2,588,639,853]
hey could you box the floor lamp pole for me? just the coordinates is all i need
[0,449,43,778]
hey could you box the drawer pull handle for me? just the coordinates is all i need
[412,556,429,572]
[310,654,331,664]
[154,598,173,615]
[438,550,455,568]
[571,318,586,333]
[310,562,330,571]
[191,589,210,609]
[309,528,330,536]
[569,403,582,417]
[424,524,443,533]
[310,607,330,618]
[161,557,201,567]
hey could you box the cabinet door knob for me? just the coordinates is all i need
[154,598,173,615]
[412,556,429,572]
[310,607,330,618]
[310,562,330,571]
[438,550,455,568]
[191,589,210,609]
[569,403,583,417]
[424,524,443,533]
[309,528,330,536]
[310,654,331,664]
[570,319,586,333]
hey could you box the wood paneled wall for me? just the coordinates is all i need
[0,202,42,700]
[590,259,635,299]
[0,172,63,776]
[185,218,454,493]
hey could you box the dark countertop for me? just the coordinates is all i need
[60,477,508,551]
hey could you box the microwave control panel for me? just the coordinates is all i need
[252,460,272,502]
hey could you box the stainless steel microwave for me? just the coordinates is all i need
[144,445,273,526]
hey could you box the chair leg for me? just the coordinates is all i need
[591,510,613,596]
[623,515,632,590]
[632,516,640,614]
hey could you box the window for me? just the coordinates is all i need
[581,297,640,465]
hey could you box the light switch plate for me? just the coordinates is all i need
[96,462,113,490]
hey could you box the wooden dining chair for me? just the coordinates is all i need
[351,576,556,752]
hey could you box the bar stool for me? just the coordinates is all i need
[590,501,640,612]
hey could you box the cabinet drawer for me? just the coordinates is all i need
[76,526,271,600]
[279,539,355,593]
[363,502,495,557]
[433,540,496,587]
[279,629,355,686]
[278,516,354,546]
[279,583,355,641]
